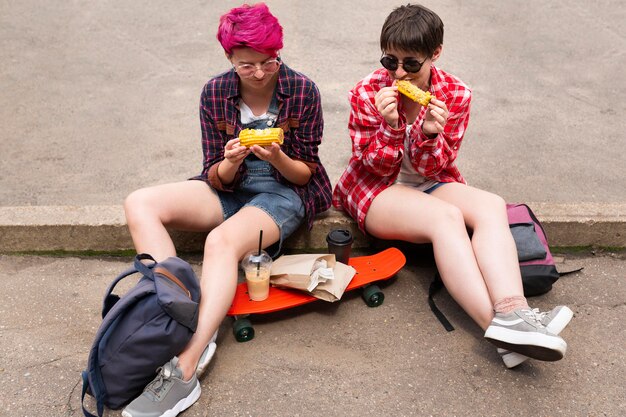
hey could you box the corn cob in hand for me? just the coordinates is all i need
[396,80,433,106]
[238,128,284,148]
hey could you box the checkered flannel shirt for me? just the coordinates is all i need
[332,66,472,232]
[192,63,332,229]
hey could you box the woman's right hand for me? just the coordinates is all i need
[223,138,250,166]
[375,86,400,128]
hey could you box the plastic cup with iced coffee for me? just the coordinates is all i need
[241,249,272,301]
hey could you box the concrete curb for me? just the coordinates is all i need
[0,203,624,253]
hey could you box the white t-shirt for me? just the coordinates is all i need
[239,100,277,126]
[394,124,439,191]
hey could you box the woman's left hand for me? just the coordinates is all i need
[250,143,282,164]
[421,97,449,137]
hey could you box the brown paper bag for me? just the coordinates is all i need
[269,254,356,302]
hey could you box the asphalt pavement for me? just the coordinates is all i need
[0,250,625,417]
[0,0,625,416]
[1,1,625,207]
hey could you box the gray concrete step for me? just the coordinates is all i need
[1,203,624,253]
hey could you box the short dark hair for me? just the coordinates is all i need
[380,4,444,57]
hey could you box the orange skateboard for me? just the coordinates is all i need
[227,247,406,342]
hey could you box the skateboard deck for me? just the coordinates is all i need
[227,247,406,341]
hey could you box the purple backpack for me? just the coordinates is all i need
[81,254,200,416]
[506,203,560,295]
[428,203,581,331]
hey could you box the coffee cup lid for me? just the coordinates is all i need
[326,229,353,245]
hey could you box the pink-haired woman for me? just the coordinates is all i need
[122,3,331,416]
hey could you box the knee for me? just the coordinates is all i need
[204,228,238,259]
[429,203,466,237]
[124,188,158,227]
[485,192,507,212]
[439,203,465,228]
[476,193,507,226]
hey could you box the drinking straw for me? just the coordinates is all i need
[256,230,263,276]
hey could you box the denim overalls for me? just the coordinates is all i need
[215,91,305,256]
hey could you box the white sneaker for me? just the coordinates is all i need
[498,306,573,368]
[195,330,218,378]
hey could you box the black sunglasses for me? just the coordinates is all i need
[380,55,426,73]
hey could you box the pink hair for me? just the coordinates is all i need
[217,3,283,57]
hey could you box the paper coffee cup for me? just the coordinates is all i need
[326,229,353,264]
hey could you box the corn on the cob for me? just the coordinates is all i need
[396,80,433,106]
[238,128,284,147]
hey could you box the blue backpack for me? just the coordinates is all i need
[81,254,200,417]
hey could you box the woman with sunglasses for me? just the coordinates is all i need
[333,4,572,368]
[122,3,331,416]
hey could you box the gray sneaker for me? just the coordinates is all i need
[122,357,200,417]
[195,330,218,378]
[498,306,574,368]
[484,307,567,361]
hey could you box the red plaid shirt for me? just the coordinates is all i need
[332,66,472,232]
[191,64,332,229]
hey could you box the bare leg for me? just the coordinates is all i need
[430,183,525,303]
[124,181,224,261]
[365,185,494,329]
[127,182,281,380]
[176,206,280,380]
[367,183,564,363]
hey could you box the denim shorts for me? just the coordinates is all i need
[424,182,449,194]
[215,158,305,256]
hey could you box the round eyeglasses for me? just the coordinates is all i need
[234,58,281,78]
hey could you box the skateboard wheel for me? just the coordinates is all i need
[362,285,384,307]
[233,318,255,342]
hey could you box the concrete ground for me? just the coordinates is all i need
[1,0,625,416]
[0,249,624,417]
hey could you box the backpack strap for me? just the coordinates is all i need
[101,266,139,318]
[136,254,194,300]
[428,272,455,332]
[133,253,157,277]
[101,254,158,317]
[154,267,192,299]
[81,370,103,417]
[82,316,127,416]
[559,267,584,277]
